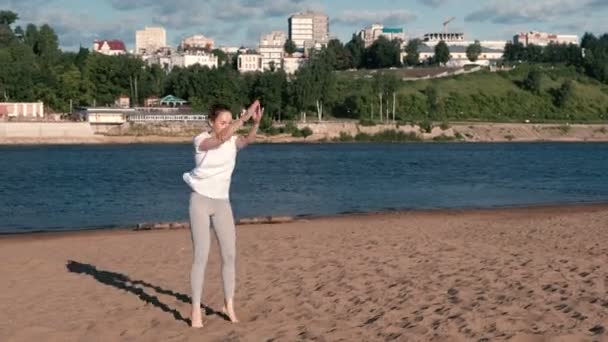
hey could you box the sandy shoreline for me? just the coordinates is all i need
[2,204,608,341]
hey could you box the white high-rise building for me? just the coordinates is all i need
[259,31,287,71]
[136,26,167,54]
[288,11,329,50]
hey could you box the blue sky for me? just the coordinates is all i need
[2,0,607,51]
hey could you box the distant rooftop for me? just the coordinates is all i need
[382,28,403,33]
[94,40,126,51]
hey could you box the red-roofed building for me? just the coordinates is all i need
[93,40,127,56]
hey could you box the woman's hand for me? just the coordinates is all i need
[252,106,264,124]
[242,100,260,122]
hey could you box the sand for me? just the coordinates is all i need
[1,205,608,341]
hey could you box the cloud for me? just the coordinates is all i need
[10,7,136,50]
[465,0,604,24]
[417,0,449,8]
[332,10,417,27]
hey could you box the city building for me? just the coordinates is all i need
[115,95,130,108]
[288,11,329,50]
[143,47,174,70]
[237,53,263,73]
[418,32,506,51]
[259,31,287,71]
[402,44,504,67]
[135,26,167,54]
[513,31,579,46]
[282,52,307,74]
[0,102,44,120]
[359,24,405,47]
[171,51,218,69]
[422,32,465,45]
[92,40,127,55]
[180,34,214,51]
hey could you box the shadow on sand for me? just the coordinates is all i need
[66,260,229,325]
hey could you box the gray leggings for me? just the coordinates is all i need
[189,192,236,307]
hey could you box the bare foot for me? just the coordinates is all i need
[191,308,203,328]
[223,300,239,323]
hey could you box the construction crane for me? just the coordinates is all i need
[442,17,455,33]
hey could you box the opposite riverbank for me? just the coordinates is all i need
[1,121,608,145]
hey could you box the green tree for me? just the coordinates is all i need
[211,48,229,66]
[503,41,526,62]
[581,32,598,50]
[526,44,543,63]
[345,33,365,69]
[553,80,574,108]
[251,70,288,122]
[321,38,352,70]
[31,24,60,63]
[523,69,543,94]
[404,39,420,66]
[424,86,441,117]
[434,41,450,65]
[292,56,335,120]
[0,10,18,25]
[0,10,18,47]
[365,36,401,69]
[466,41,482,62]
[284,39,296,55]
[0,41,37,101]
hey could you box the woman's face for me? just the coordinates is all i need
[211,111,232,134]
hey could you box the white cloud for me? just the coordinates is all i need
[332,10,417,27]
[465,0,606,24]
[417,0,449,8]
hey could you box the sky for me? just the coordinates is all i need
[1,0,607,51]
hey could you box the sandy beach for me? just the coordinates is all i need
[1,205,608,341]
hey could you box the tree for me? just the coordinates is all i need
[321,38,352,70]
[403,39,420,66]
[284,39,296,55]
[553,80,574,108]
[523,69,543,94]
[503,41,526,62]
[424,86,440,117]
[582,34,608,83]
[0,10,18,47]
[13,25,23,42]
[466,41,482,62]
[345,33,365,69]
[211,48,229,66]
[581,32,598,50]
[0,10,18,25]
[251,70,288,122]
[292,56,335,121]
[526,44,543,63]
[434,41,450,65]
[365,36,401,69]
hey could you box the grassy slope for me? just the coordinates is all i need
[336,65,608,122]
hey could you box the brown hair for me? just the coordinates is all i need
[208,104,231,122]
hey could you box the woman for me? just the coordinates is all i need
[183,100,263,328]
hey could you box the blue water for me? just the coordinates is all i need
[1,142,607,233]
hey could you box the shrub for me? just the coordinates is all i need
[419,119,433,133]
